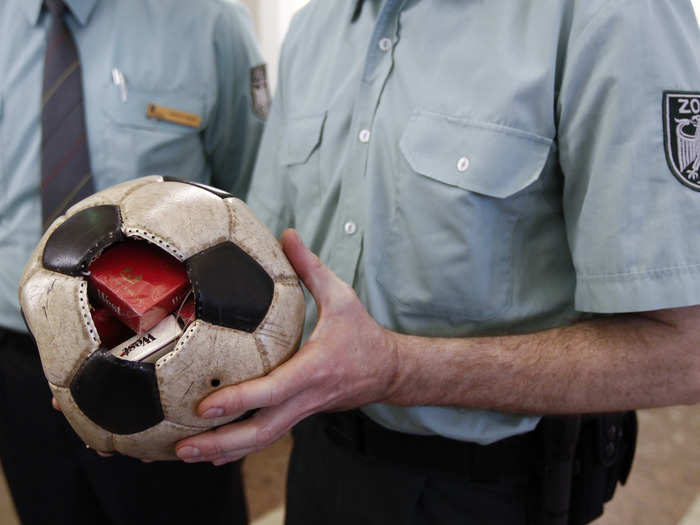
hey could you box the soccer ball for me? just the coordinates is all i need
[18,176,304,460]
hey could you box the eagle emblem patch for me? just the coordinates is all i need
[663,91,700,191]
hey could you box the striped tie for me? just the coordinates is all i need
[41,0,94,231]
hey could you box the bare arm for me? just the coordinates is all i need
[389,307,700,414]
[174,229,700,465]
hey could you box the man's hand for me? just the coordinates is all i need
[175,229,400,465]
[173,230,700,466]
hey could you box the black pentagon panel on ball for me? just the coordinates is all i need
[43,205,124,277]
[186,242,274,333]
[70,349,164,435]
[162,177,233,199]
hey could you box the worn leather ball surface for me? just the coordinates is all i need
[18,176,305,460]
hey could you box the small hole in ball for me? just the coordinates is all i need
[211,379,221,388]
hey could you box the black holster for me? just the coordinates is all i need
[535,412,637,525]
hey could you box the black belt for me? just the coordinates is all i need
[319,410,538,480]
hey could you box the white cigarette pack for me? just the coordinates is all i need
[109,315,182,364]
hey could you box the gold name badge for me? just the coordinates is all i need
[146,104,201,128]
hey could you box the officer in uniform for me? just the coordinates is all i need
[0,0,265,523]
[176,1,700,523]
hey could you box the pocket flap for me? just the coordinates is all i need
[399,111,553,198]
[282,113,327,166]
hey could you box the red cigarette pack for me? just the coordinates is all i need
[89,240,191,334]
[90,306,134,349]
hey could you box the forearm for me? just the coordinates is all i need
[174,235,700,464]
[386,306,700,414]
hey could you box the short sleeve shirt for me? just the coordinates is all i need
[248,0,700,444]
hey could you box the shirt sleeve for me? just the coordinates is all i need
[247,27,295,238]
[558,0,700,313]
[204,1,266,199]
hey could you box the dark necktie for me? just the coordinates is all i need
[41,0,94,231]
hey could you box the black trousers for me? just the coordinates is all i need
[285,413,538,525]
[0,327,248,525]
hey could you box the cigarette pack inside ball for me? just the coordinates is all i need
[109,315,182,363]
[89,240,191,334]
[90,306,134,349]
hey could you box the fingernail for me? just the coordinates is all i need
[176,446,200,460]
[202,407,224,418]
[212,458,229,466]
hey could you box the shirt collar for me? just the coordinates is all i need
[21,0,98,27]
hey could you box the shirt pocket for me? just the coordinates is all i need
[280,113,326,213]
[100,83,207,188]
[376,111,553,322]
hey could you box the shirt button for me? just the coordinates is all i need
[378,37,392,51]
[344,221,358,236]
[358,129,371,143]
[457,156,470,172]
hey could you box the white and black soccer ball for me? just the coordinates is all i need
[18,176,304,460]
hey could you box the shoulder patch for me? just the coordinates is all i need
[251,64,271,120]
[663,91,700,191]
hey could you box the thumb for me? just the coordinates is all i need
[281,229,335,309]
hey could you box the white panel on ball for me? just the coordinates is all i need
[256,282,305,370]
[20,270,98,386]
[18,214,67,289]
[121,181,230,260]
[226,197,297,281]
[156,320,265,428]
[114,420,206,461]
[64,175,163,218]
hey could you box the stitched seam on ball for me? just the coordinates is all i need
[276,280,302,287]
[267,282,303,366]
[67,392,116,452]
[84,229,122,269]
[225,198,237,241]
[19,266,40,293]
[254,285,284,374]
[62,346,98,389]
[67,197,112,216]
[276,274,301,283]
[78,280,100,346]
[226,199,295,281]
[254,333,272,374]
[225,200,276,278]
[117,177,164,206]
[123,227,185,261]
[156,322,198,368]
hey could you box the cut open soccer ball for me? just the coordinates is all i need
[18,176,304,460]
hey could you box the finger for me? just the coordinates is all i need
[51,397,62,412]
[197,345,316,418]
[185,447,257,465]
[280,229,336,309]
[179,397,311,462]
[96,450,114,458]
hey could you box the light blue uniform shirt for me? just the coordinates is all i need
[249,0,700,444]
[0,0,265,333]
